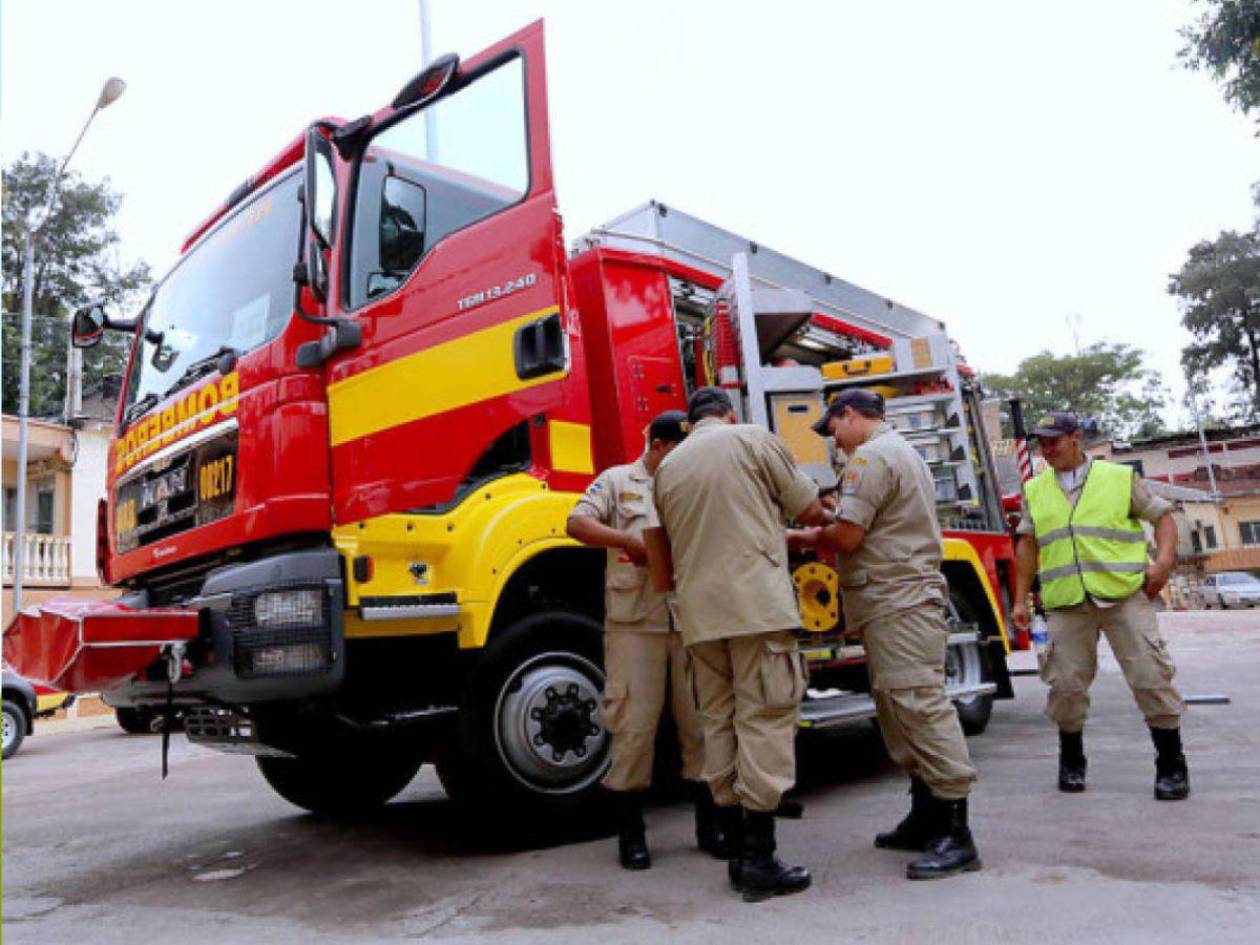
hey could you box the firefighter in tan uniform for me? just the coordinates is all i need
[653,387,829,902]
[1010,412,1189,800]
[567,411,726,871]
[806,389,981,880]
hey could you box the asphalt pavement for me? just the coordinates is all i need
[3,609,1258,944]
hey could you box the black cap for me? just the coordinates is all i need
[1030,412,1080,438]
[686,386,734,423]
[811,388,886,436]
[648,410,689,444]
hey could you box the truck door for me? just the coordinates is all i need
[325,20,571,523]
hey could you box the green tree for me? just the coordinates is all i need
[1180,0,1260,128]
[2,151,150,419]
[982,342,1169,440]
[1169,217,1260,423]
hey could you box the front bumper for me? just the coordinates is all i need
[5,549,346,706]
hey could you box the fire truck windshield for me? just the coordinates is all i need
[123,171,303,412]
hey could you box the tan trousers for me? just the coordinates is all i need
[1041,592,1185,732]
[601,630,706,792]
[688,629,803,812]
[863,603,977,800]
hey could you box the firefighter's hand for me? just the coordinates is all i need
[621,534,648,566]
[1144,560,1172,600]
[1010,599,1029,632]
[786,527,821,551]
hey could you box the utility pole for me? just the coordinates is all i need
[11,77,125,617]
[419,0,439,162]
[1185,381,1219,499]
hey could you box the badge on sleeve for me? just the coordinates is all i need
[587,480,603,494]
[841,456,868,495]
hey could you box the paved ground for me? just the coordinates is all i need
[4,610,1258,944]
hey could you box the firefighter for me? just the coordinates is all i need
[806,388,982,880]
[653,387,830,902]
[566,410,727,871]
[1010,413,1188,800]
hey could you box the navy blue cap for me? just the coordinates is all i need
[811,388,886,436]
[1030,412,1080,438]
[648,410,689,444]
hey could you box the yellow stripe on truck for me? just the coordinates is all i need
[328,306,565,447]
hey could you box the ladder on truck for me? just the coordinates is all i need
[578,202,1001,729]
[578,201,1005,531]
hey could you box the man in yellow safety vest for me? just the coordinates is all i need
[1011,413,1189,801]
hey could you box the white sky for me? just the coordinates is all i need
[2,0,1255,427]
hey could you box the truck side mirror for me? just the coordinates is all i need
[302,127,338,303]
[71,303,106,348]
[305,128,338,250]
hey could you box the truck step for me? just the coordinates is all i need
[184,707,294,757]
[799,681,997,730]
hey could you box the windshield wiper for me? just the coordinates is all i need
[122,392,160,428]
[163,345,240,400]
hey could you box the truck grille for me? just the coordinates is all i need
[114,429,238,553]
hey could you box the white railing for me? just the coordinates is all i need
[1,532,73,586]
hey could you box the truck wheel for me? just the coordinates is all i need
[2,698,27,760]
[256,749,423,817]
[946,591,995,736]
[437,608,608,815]
[115,706,156,735]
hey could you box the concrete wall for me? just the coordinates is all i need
[69,424,112,583]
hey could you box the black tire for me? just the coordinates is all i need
[115,707,155,735]
[436,608,608,816]
[256,749,423,817]
[2,698,28,760]
[946,590,995,736]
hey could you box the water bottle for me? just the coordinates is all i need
[1030,613,1048,653]
[1030,612,1049,674]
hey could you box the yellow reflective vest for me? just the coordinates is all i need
[1024,460,1147,609]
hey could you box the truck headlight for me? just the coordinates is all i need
[247,642,326,675]
[253,588,323,628]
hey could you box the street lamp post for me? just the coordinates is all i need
[11,77,125,618]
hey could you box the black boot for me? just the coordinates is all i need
[731,809,812,902]
[875,776,934,851]
[906,796,982,880]
[613,792,651,870]
[1150,727,1190,801]
[692,784,735,859]
[1058,730,1087,793]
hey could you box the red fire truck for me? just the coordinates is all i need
[5,20,1020,816]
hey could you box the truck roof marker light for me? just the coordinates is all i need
[391,53,460,111]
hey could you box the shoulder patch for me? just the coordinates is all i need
[841,462,866,495]
[587,481,603,493]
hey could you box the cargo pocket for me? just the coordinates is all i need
[761,638,806,709]
[1139,630,1176,685]
[602,680,629,733]
[684,648,701,712]
[606,565,648,624]
[1037,639,1054,683]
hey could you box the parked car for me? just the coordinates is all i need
[1201,572,1260,609]
[2,663,75,759]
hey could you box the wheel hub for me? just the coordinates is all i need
[495,653,608,792]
